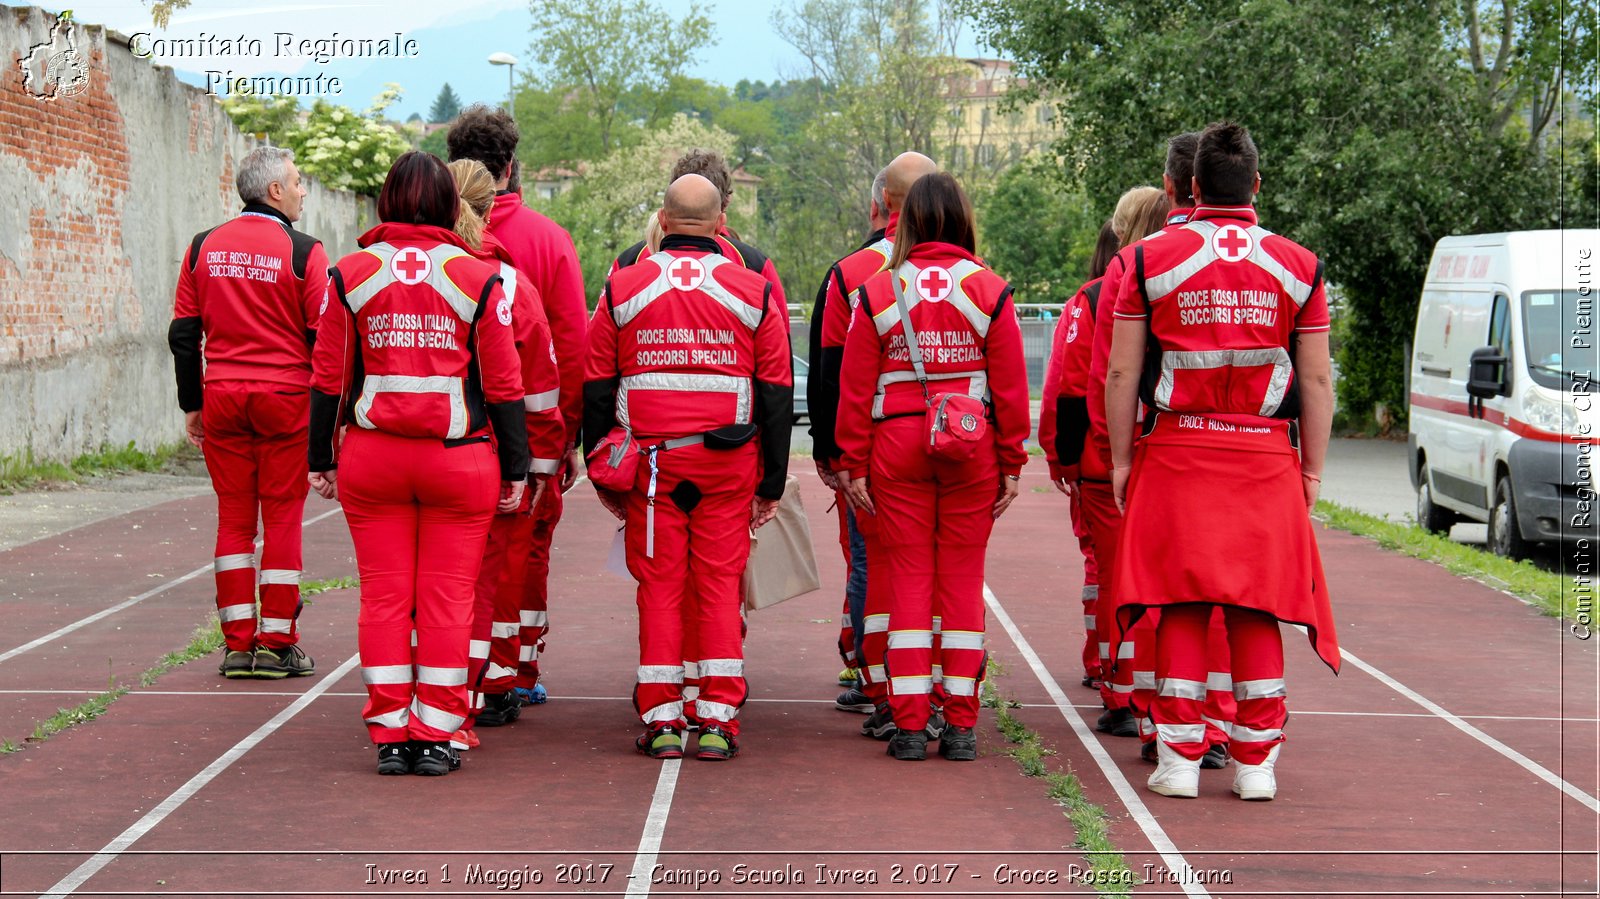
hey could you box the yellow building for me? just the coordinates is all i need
[943,58,1056,178]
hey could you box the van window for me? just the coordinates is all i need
[1521,290,1586,389]
[1489,293,1511,353]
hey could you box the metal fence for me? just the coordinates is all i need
[788,304,1065,393]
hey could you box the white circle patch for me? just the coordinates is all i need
[1210,225,1254,263]
[665,256,706,292]
[496,298,514,327]
[916,266,954,303]
[391,247,432,285]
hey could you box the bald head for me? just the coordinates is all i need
[883,152,939,213]
[659,174,726,238]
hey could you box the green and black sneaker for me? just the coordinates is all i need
[218,649,255,679]
[253,644,316,679]
[635,724,683,760]
[695,725,738,761]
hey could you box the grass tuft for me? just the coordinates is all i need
[301,576,358,597]
[983,661,1136,896]
[1314,500,1580,619]
[140,617,225,687]
[0,441,199,494]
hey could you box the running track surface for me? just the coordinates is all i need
[0,460,1594,898]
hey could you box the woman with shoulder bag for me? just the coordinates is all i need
[835,172,1030,762]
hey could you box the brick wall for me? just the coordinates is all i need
[0,6,371,461]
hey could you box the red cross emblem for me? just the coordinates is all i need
[1210,225,1254,263]
[917,266,953,303]
[667,257,705,291]
[392,247,431,285]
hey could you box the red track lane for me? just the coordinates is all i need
[0,462,1595,898]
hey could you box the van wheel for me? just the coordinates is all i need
[1415,462,1457,535]
[1488,476,1533,560]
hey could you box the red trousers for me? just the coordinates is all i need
[1153,604,1283,764]
[1080,481,1153,710]
[201,383,309,652]
[341,429,498,744]
[854,506,891,707]
[1132,608,1236,748]
[871,418,994,731]
[1068,490,1099,680]
[515,485,562,691]
[466,501,536,719]
[626,443,754,736]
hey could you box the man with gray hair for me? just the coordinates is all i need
[170,145,328,680]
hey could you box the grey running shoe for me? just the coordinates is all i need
[252,644,315,678]
[860,705,896,740]
[886,728,928,761]
[219,649,255,679]
[834,687,873,713]
[926,706,946,740]
[1201,744,1230,769]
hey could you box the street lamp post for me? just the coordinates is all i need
[488,52,517,120]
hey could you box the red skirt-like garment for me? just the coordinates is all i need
[1112,413,1339,673]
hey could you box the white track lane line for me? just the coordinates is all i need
[1339,646,1600,813]
[40,652,360,898]
[983,584,1212,899]
[625,758,682,898]
[0,507,343,665]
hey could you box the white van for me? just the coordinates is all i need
[1408,229,1598,558]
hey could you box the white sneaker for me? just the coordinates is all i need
[1231,744,1280,801]
[1147,741,1200,798]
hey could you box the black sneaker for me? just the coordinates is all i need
[1141,740,1158,763]
[695,724,739,761]
[376,742,413,775]
[938,725,977,761]
[1096,707,1137,737]
[886,728,928,761]
[412,741,460,776]
[1081,675,1103,690]
[1201,744,1230,769]
[475,692,521,727]
[860,705,896,740]
[636,724,684,759]
[834,687,873,713]
[252,644,315,679]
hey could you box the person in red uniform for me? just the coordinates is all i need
[608,150,788,725]
[1106,121,1337,801]
[837,172,1030,762]
[444,159,566,747]
[170,146,327,680]
[309,151,530,777]
[1038,220,1118,690]
[449,106,587,707]
[809,154,942,735]
[584,174,793,762]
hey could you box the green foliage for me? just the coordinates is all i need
[525,0,716,155]
[222,87,412,196]
[977,161,1101,305]
[961,0,1580,426]
[419,127,449,161]
[428,82,463,124]
[0,441,196,494]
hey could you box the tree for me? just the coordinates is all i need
[961,0,1580,426]
[525,0,716,154]
[428,83,463,124]
[976,161,1101,305]
[406,112,423,123]
[221,86,412,197]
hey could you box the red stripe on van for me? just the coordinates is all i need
[1409,392,1588,443]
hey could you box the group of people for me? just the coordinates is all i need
[171,101,1335,796]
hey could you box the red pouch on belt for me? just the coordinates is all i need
[928,392,988,462]
[585,427,639,492]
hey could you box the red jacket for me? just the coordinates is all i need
[309,222,528,480]
[1086,207,1193,473]
[474,233,566,479]
[1038,276,1101,481]
[807,216,895,464]
[485,192,587,448]
[1113,204,1329,417]
[584,234,795,499]
[835,242,1031,478]
[169,204,328,410]
[610,230,787,309]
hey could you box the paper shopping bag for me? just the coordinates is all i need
[741,475,821,611]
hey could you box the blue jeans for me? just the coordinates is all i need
[845,503,869,665]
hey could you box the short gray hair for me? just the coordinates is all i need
[237,147,295,204]
[871,166,888,210]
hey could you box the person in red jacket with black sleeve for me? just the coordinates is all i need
[584,174,793,763]
[170,146,327,681]
[308,151,529,777]
[449,106,586,707]
[1106,122,1337,802]
[837,172,1030,762]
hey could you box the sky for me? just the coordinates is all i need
[15,0,989,119]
